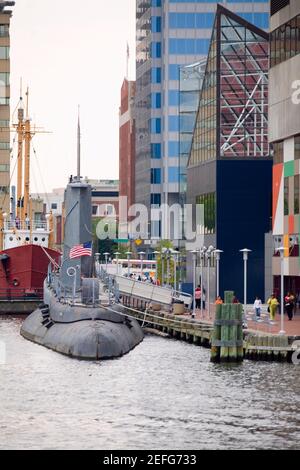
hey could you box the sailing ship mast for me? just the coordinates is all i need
[23,88,31,220]
[15,87,33,221]
[16,88,24,219]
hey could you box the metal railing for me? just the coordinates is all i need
[98,266,192,309]
[4,220,48,231]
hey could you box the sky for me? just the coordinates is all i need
[10,0,136,193]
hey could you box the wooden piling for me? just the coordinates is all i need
[211,303,222,363]
[211,291,243,363]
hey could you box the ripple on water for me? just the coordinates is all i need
[0,317,299,450]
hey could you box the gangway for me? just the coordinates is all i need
[97,266,192,309]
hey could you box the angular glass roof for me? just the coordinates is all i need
[189,5,269,167]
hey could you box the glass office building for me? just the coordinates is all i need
[187,5,272,302]
[135,0,270,239]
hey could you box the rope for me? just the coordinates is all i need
[31,143,51,207]
[41,245,60,269]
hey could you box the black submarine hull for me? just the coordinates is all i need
[21,284,144,360]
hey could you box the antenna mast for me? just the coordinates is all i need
[77,106,81,181]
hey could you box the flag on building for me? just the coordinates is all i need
[69,242,92,259]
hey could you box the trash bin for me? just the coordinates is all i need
[173,300,185,315]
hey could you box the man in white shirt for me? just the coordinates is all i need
[253,297,262,320]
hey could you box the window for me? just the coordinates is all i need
[0,47,9,60]
[0,142,10,150]
[0,72,9,86]
[151,168,161,184]
[151,42,161,58]
[108,205,114,215]
[151,143,161,159]
[169,64,180,81]
[151,92,161,109]
[169,38,210,56]
[295,136,300,160]
[151,68,161,84]
[168,141,179,158]
[294,175,299,215]
[150,118,161,134]
[51,203,58,210]
[0,25,9,37]
[270,12,300,67]
[168,115,179,132]
[196,192,216,235]
[0,164,9,172]
[151,16,161,33]
[151,193,161,206]
[92,206,98,216]
[0,98,9,105]
[168,167,179,183]
[284,177,289,216]
[169,90,179,106]
[0,120,9,127]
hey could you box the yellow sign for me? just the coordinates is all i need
[135,239,142,246]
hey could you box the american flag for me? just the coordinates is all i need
[69,242,92,259]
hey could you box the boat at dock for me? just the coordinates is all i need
[0,90,61,305]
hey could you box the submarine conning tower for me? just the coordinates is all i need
[60,176,93,289]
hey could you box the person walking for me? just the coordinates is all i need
[285,292,294,321]
[267,294,279,322]
[195,285,201,309]
[253,296,262,319]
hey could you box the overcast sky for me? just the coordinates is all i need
[10,0,136,193]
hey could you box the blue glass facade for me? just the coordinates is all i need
[135,0,270,237]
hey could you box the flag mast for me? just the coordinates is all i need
[77,105,81,181]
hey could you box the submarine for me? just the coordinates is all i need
[21,126,144,359]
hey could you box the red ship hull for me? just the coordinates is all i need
[0,245,61,299]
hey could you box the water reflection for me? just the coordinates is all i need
[0,317,299,450]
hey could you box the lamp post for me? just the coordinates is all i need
[214,249,223,298]
[126,251,132,277]
[173,250,179,291]
[191,250,198,319]
[277,247,286,335]
[200,247,207,319]
[103,252,110,272]
[240,248,252,322]
[114,252,121,276]
[206,246,215,319]
[139,251,145,278]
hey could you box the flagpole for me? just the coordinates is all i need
[77,105,81,181]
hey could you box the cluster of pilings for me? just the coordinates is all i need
[211,291,244,363]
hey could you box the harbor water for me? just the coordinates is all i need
[0,317,299,450]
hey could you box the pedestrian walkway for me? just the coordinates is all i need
[182,305,300,336]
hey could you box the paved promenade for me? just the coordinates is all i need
[184,306,300,337]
